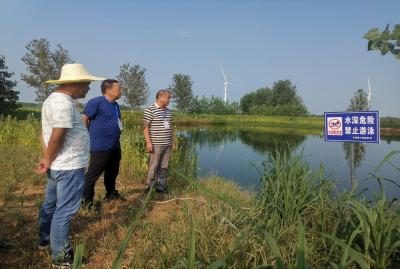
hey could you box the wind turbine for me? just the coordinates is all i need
[367,77,372,109]
[220,64,228,103]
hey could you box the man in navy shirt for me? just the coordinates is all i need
[82,79,124,206]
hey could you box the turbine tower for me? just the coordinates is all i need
[220,64,228,103]
[367,77,372,109]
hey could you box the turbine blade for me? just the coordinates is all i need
[220,64,228,82]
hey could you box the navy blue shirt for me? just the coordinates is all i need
[83,96,121,151]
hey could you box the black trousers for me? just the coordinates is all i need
[82,148,121,203]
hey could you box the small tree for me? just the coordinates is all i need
[117,63,149,109]
[207,96,239,115]
[240,79,308,115]
[170,73,193,113]
[0,55,20,115]
[347,89,369,111]
[363,24,400,60]
[21,38,72,102]
[271,79,300,106]
[240,87,272,114]
[188,95,209,114]
[344,88,369,168]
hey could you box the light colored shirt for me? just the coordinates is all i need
[143,103,172,145]
[41,92,90,170]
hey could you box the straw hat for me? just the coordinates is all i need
[46,63,105,84]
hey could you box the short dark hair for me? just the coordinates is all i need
[156,89,171,99]
[101,79,119,94]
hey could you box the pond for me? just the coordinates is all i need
[177,126,400,199]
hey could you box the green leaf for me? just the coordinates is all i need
[392,24,400,40]
[295,222,310,269]
[370,40,382,50]
[370,150,400,175]
[324,234,373,269]
[367,40,374,51]
[188,214,196,269]
[72,243,85,269]
[264,232,282,258]
[381,24,391,41]
[363,28,380,41]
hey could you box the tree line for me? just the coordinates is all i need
[0,38,308,116]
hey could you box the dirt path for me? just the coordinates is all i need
[0,179,150,268]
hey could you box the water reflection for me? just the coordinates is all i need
[179,126,306,156]
[342,135,400,187]
[238,129,305,156]
[180,127,238,148]
[343,143,366,169]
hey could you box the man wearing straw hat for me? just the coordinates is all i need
[37,63,104,268]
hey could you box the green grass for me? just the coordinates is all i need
[163,151,400,268]
[330,179,400,269]
[0,114,41,148]
[172,114,323,128]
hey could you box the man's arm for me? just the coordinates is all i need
[37,128,67,174]
[82,99,98,129]
[39,131,46,156]
[82,114,90,128]
[143,121,153,153]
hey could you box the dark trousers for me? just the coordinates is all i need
[82,148,121,203]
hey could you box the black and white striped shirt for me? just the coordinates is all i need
[143,103,173,145]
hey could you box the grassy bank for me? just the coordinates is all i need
[124,111,400,133]
[120,111,323,129]
[9,108,400,133]
[1,116,400,268]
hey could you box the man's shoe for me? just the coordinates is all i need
[105,190,126,201]
[51,260,72,269]
[38,242,49,250]
[143,187,151,194]
[52,249,74,269]
[156,188,168,194]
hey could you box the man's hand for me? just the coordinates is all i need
[146,142,154,153]
[144,122,153,153]
[82,114,90,129]
[35,128,66,175]
[37,157,51,175]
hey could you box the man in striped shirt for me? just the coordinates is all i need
[143,89,175,193]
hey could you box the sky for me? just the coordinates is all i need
[1,0,399,116]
